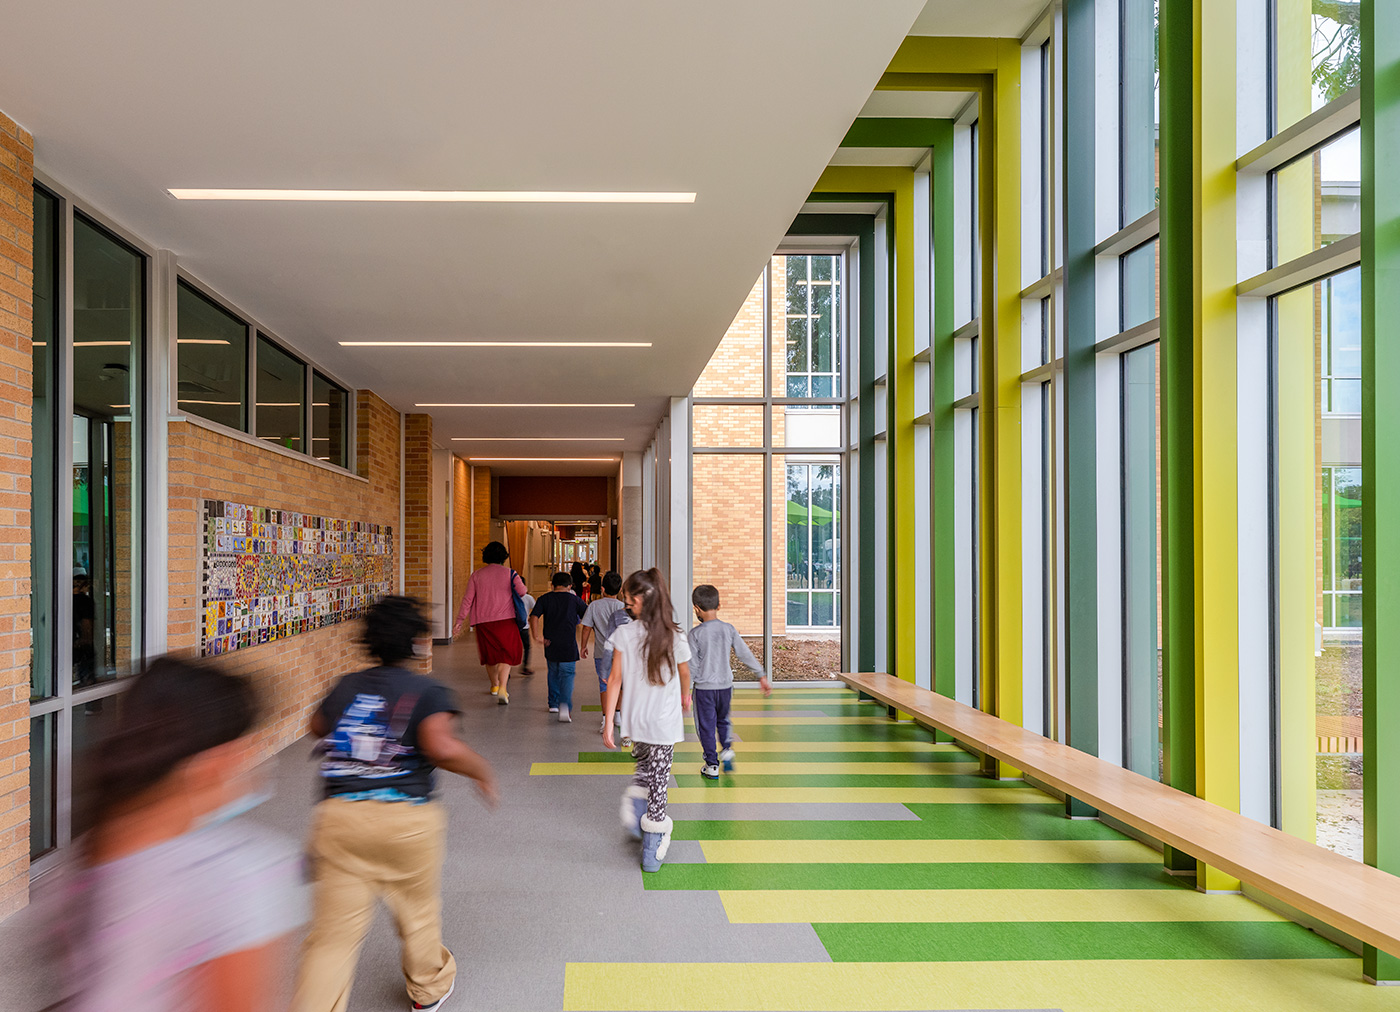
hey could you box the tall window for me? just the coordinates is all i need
[1121,342,1162,780]
[785,255,841,398]
[30,190,147,862]
[1120,0,1160,226]
[693,253,847,678]
[1272,0,1360,133]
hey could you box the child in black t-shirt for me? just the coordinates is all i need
[530,572,588,722]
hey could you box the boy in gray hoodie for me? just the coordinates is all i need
[688,584,771,779]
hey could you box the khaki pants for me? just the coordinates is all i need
[291,799,456,1012]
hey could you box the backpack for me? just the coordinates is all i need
[509,569,528,628]
[600,605,631,658]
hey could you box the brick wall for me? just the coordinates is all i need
[0,109,32,918]
[690,265,788,637]
[472,465,492,568]
[402,413,433,603]
[167,389,402,764]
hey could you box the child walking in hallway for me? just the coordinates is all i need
[602,569,691,872]
[688,584,771,779]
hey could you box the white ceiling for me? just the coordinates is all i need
[0,0,936,456]
[909,0,1049,38]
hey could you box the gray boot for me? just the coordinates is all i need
[640,814,673,872]
[620,785,647,840]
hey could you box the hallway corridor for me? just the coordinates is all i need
[1,640,1392,1011]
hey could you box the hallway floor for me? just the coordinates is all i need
[2,640,1396,1011]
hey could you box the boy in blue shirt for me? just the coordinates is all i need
[688,584,771,779]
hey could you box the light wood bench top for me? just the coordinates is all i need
[841,671,1400,957]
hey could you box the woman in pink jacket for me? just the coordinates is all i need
[453,541,528,705]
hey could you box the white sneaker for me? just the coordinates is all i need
[559,706,571,723]
[701,764,720,780]
[412,975,454,1011]
[548,706,558,713]
[721,747,736,772]
[599,719,608,734]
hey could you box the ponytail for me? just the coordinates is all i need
[622,568,679,687]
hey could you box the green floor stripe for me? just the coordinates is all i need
[812,920,1349,963]
[704,725,934,743]
[670,804,1130,842]
[669,773,1023,789]
[641,862,1180,892]
[575,750,977,765]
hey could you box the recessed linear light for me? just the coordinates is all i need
[340,340,651,348]
[418,402,634,408]
[451,437,625,442]
[178,339,232,345]
[468,457,619,462]
[168,189,696,204]
[178,399,242,406]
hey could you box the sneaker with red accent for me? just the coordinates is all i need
[412,977,454,1011]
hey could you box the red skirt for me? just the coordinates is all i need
[476,617,524,666]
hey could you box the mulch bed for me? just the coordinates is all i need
[732,636,841,681]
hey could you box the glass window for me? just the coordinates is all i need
[970,120,980,314]
[70,696,118,838]
[312,371,349,467]
[31,187,57,702]
[1273,0,1361,134]
[1040,39,1053,276]
[1121,0,1160,226]
[780,254,842,399]
[1271,127,1360,268]
[73,214,144,686]
[1122,342,1162,780]
[1320,269,1360,414]
[256,334,306,451]
[785,461,841,628]
[29,714,55,859]
[1273,265,1362,861]
[1121,239,1160,331]
[177,281,247,431]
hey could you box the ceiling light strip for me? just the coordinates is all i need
[450,437,625,442]
[467,457,619,462]
[339,341,651,348]
[169,189,695,204]
[418,403,634,408]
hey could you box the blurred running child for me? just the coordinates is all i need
[689,584,771,779]
[55,657,305,1012]
[602,569,692,872]
[294,596,497,1012]
[531,572,588,722]
[580,570,630,734]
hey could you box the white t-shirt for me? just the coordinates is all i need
[606,620,692,745]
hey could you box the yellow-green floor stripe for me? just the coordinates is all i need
[562,959,1390,1011]
[697,838,1161,864]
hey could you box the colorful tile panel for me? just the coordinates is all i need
[199,499,394,656]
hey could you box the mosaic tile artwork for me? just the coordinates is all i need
[200,499,394,657]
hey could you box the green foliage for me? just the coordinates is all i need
[1311,2,1360,103]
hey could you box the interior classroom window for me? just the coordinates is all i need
[312,370,350,468]
[176,280,247,431]
[256,333,306,451]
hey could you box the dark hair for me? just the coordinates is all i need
[623,569,680,687]
[482,541,509,565]
[88,656,258,828]
[552,571,574,588]
[692,584,720,611]
[603,570,623,595]
[362,595,430,665]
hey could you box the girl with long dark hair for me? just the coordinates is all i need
[601,569,692,871]
[58,658,304,1011]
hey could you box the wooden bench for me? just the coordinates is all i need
[841,670,1400,959]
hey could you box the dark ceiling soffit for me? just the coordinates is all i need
[841,117,953,148]
[789,198,893,239]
